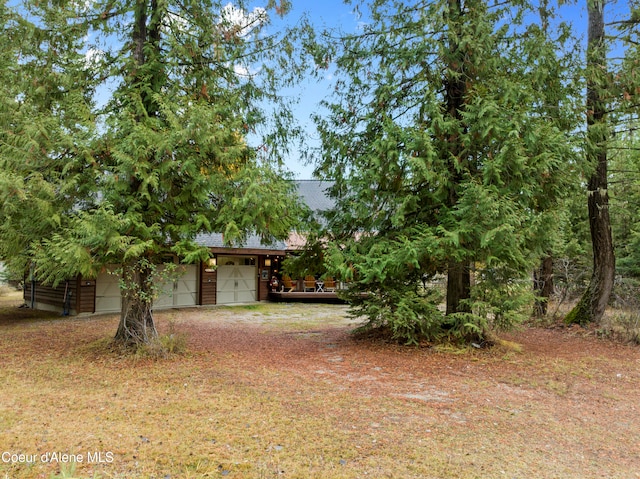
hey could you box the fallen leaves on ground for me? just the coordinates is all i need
[0,299,638,479]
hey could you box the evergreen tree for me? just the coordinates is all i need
[0,2,95,282]
[531,0,584,317]
[611,132,640,278]
[310,0,579,344]
[0,0,306,346]
[565,0,640,324]
[606,2,640,300]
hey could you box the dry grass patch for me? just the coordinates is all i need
[0,300,639,478]
[599,310,640,344]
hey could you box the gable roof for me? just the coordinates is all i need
[194,232,287,251]
[194,180,334,252]
[293,179,334,216]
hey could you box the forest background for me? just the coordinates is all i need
[0,0,639,346]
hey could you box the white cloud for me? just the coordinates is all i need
[233,63,250,76]
[84,47,105,67]
[71,0,93,13]
[219,3,268,38]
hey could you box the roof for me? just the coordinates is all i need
[194,180,334,252]
[293,180,334,216]
[194,232,287,251]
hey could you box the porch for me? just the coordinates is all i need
[268,291,345,304]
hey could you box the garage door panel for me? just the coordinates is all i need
[94,264,199,313]
[216,263,256,304]
[151,265,174,309]
[175,265,198,307]
[153,279,174,309]
[154,264,198,309]
[95,268,121,313]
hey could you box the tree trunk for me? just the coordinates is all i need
[446,260,471,315]
[443,0,472,317]
[112,0,163,346]
[534,254,554,317]
[133,0,147,67]
[114,261,158,346]
[566,0,615,325]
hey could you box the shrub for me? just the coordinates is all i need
[599,311,640,345]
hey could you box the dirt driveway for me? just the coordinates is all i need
[162,302,640,478]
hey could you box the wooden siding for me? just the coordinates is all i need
[24,278,78,313]
[200,262,217,305]
[76,278,96,313]
[258,269,269,301]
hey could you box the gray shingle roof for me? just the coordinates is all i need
[194,232,287,250]
[193,180,334,250]
[293,179,334,216]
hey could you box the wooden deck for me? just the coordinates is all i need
[268,291,345,304]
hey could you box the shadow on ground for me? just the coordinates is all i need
[0,289,61,325]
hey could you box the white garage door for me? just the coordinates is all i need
[216,258,256,304]
[95,268,121,313]
[154,264,198,309]
[96,264,198,313]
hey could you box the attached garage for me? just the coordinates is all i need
[25,237,287,314]
[216,256,257,304]
[80,257,266,313]
[154,264,198,309]
[95,268,121,313]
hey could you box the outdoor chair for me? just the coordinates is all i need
[282,275,296,292]
[323,277,336,292]
[303,275,316,292]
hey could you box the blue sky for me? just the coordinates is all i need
[269,1,362,179]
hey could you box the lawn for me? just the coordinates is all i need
[0,291,639,479]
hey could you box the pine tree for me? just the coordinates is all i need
[531,0,583,317]
[0,2,95,281]
[0,0,306,346]
[311,0,579,344]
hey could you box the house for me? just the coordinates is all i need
[23,180,334,315]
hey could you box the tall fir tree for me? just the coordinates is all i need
[601,1,640,298]
[310,0,579,344]
[0,0,307,346]
[565,0,640,324]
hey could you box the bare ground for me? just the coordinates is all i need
[0,293,638,478]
